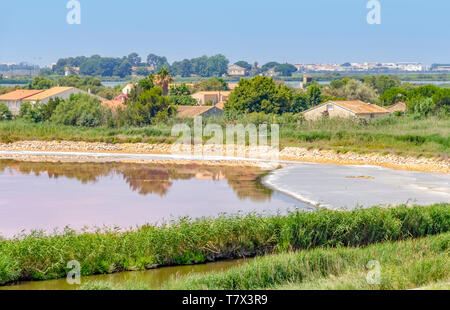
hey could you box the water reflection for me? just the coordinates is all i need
[0,160,305,238]
[0,160,272,201]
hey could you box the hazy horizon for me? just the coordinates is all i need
[1,0,449,66]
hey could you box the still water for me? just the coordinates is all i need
[264,163,450,209]
[0,259,250,290]
[0,160,307,239]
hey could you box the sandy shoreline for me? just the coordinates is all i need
[0,140,449,173]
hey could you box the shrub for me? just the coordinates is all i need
[380,87,408,106]
[0,254,20,285]
[226,76,292,114]
[407,97,435,117]
[0,103,12,121]
[50,94,109,127]
[126,87,171,126]
[41,97,62,121]
[169,95,197,106]
[0,204,448,284]
[18,102,44,123]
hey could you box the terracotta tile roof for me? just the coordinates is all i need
[192,91,232,96]
[176,106,217,118]
[228,83,239,90]
[24,87,75,101]
[386,102,406,113]
[101,100,126,110]
[330,100,390,114]
[215,101,225,110]
[0,90,44,101]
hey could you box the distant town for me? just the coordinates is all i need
[1,58,450,80]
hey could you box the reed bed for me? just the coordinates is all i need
[1,203,449,285]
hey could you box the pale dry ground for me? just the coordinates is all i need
[0,140,449,173]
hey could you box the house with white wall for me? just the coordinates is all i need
[24,87,83,105]
[0,90,44,115]
[303,100,390,121]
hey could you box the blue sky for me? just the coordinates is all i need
[0,0,449,66]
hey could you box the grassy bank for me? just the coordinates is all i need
[84,233,449,290]
[160,233,449,290]
[1,204,449,285]
[1,115,449,158]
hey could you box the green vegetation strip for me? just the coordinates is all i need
[0,204,449,285]
[164,233,449,290]
[1,116,449,157]
[83,233,449,290]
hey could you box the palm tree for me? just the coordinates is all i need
[153,67,173,96]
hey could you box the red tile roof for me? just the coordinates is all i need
[0,90,44,101]
[331,100,390,114]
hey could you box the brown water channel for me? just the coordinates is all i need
[0,259,250,290]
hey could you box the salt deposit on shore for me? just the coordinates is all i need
[0,140,448,173]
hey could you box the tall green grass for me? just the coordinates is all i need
[0,204,448,285]
[1,115,449,157]
[161,233,449,290]
[0,120,176,144]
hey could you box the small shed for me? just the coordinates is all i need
[386,102,407,114]
[303,100,390,121]
[176,106,223,118]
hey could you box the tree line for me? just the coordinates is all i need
[1,71,448,125]
[49,53,301,78]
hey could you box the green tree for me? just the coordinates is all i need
[138,74,155,91]
[234,61,252,71]
[169,95,197,106]
[306,84,322,107]
[291,93,310,113]
[41,98,62,121]
[171,55,229,77]
[261,62,280,72]
[274,64,298,77]
[126,87,172,126]
[127,53,142,67]
[169,83,196,106]
[225,76,292,114]
[0,103,12,121]
[169,83,191,96]
[364,75,400,94]
[27,76,53,90]
[407,97,435,117]
[135,67,149,76]
[432,88,450,115]
[341,79,378,103]
[147,54,169,71]
[114,60,132,78]
[51,94,109,127]
[18,102,44,123]
[329,79,350,90]
[153,67,174,96]
[192,78,228,92]
[409,85,440,98]
[379,87,408,106]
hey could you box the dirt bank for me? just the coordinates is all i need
[0,140,448,173]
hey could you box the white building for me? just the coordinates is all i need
[0,90,45,115]
[24,87,82,105]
